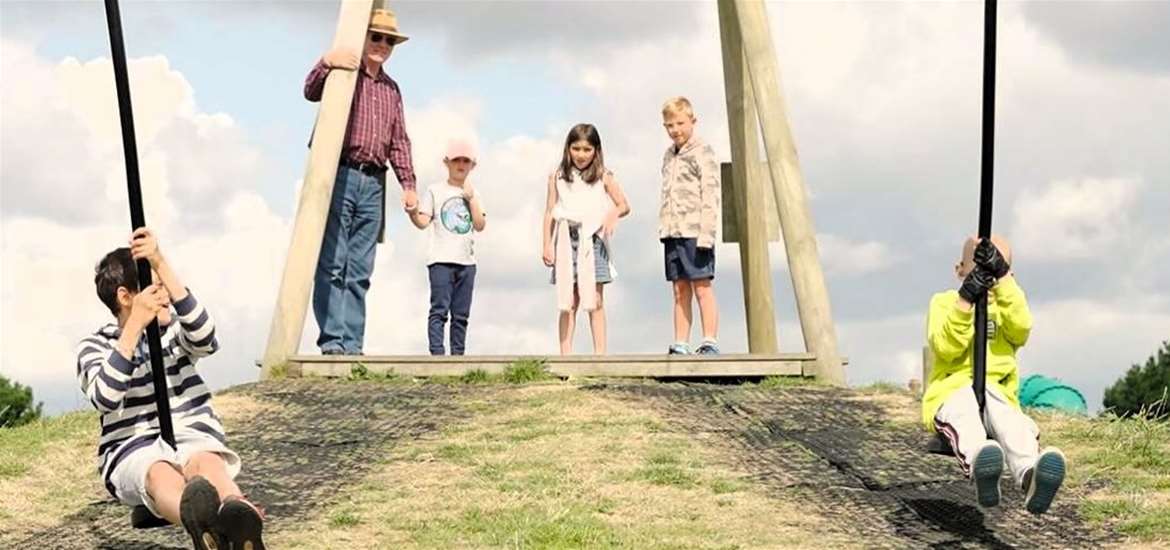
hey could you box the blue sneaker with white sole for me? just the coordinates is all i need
[971,441,1005,508]
[668,343,691,355]
[1024,448,1066,514]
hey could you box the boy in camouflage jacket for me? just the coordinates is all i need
[658,97,721,355]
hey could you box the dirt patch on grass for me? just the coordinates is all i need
[212,391,279,426]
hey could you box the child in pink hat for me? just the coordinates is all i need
[407,139,486,355]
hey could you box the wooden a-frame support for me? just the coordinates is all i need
[261,0,844,386]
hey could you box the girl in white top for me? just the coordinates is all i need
[541,123,630,355]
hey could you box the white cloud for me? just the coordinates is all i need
[0,43,288,409]
[401,97,483,187]
[833,313,925,387]
[580,67,608,95]
[1025,298,1170,412]
[1021,2,1170,75]
[1011,177,1140,261]
[817,234,903,276]
[3,0,1168,418]
[0,38,563,395]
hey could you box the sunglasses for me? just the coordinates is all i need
[369,33,395,44]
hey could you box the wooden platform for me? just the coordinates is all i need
[287,353,841,378]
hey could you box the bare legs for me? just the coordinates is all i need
[558,284,607,354]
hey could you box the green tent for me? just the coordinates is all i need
[1019,374,1088,415]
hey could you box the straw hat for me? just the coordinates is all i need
[369,9,409,44]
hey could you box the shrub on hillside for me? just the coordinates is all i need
[1,374,43,428]
[1103,341,1170,420]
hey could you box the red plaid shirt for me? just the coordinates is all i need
[304,60,416,190]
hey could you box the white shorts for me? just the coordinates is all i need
[107,430,241,518]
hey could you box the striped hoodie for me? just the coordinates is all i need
[75,291,223,496]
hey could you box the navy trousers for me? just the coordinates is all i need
[427,263,476,355]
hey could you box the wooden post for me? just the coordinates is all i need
[733,0,844,385]
[717,0,778,354]
[261,0,375,379]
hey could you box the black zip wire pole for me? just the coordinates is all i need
[973,0,997,425]
[104,0,176,447]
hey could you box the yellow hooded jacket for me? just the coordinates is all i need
[922,275,1033,430]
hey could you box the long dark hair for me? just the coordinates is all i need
[558,123,605,184]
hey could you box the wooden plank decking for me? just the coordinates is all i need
[287,353,846,378]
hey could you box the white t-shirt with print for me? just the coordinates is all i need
[420,182,484,266]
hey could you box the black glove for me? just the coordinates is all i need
[973,239,1010,279]
[958,265,996,304]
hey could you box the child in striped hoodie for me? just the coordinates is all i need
[76,228,264,550]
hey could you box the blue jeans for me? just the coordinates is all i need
[313,166,383,354]
[428,263,476,355]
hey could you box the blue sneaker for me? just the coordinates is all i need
[696,341,721,355]
[971,440,1004,508]
[1024,448,1066,514]
[668,343,691,355]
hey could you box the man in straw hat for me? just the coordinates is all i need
[303,8,416,355]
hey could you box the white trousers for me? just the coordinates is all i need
[934,386,1040,488]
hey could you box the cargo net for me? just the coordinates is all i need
[8,380,475,550]
[586,382,1110,549]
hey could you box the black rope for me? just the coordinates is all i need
[103,0,175,447]
[973,0,998,423]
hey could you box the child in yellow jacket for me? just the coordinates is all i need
[923,235,1066,514]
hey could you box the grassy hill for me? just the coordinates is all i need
[1,376,1165,548]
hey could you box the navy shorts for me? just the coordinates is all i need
[663,238,714,281]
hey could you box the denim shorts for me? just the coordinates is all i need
[550,227,612,284]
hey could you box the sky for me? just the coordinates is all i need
[1,1,1167,415]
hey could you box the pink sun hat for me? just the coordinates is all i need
[444,139,477,162]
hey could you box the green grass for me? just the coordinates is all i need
[757,375,818,389]
[328,508,362,527]
[459,369,491,384]
[710,478,746,495]
[348,364,407,384]
[1041,410,1170,541]
[0,409,99,535]
[0,410,94,479]
[630,446,701,488]
[271,386,827,549]
[503,359,551,383]
[266,361,290,379]
[346,362,552,386]
[435,443,476,463]
[348,363,370,379]
[1081,498,1141,523]
[1119,509,1170,539]
[414,504,623,548]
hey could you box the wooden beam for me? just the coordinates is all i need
[260,0,374,379]
[289,353,840,378]
[718,0,778,355]
[721,163,779,244]
[732,0,845,385]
